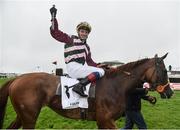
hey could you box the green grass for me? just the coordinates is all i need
[0,78,10,85]
[1,78,180,129]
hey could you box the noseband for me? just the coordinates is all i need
[156,82,169,93]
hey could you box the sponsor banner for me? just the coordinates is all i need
[170,83,180,90]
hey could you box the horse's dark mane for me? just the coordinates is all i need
[117,58,150,71]
[105,58,150,78]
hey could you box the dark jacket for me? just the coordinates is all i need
[126,88,149,111]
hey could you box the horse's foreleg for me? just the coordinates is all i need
[7,116,21,129]
[96,118,117,129]
[96,111,117,129]
[96,107,117,129]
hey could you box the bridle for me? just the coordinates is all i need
[148,57,170,93]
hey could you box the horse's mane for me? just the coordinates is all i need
[105,58,150,78]
[117,58,150,71]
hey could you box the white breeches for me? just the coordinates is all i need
[66,62,105,79]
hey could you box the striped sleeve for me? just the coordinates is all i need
[50,18,73,44]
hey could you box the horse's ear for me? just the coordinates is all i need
[161,53,168,60]
[154,54,158,58]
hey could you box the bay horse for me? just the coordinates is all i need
[0,53,173,129]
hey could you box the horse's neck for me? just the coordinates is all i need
[104,60,151,97]
[124,60,151,92]
[130,61,150,80]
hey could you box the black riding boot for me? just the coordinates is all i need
[72,77,90,97]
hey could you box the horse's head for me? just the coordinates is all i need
[144,53,173,99]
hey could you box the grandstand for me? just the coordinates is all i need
[0,73,18,78]
[168,71,180,90]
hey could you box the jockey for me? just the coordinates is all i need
[50,6,105,97]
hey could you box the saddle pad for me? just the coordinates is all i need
[61,76,91,109]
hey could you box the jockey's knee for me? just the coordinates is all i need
[95,68,105,77]
[99,69,105,77]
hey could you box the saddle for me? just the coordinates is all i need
[56,76,96,98]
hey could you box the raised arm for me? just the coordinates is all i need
[50,6,73,44]
[50,18,73,44]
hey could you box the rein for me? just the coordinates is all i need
[106,67,131,76]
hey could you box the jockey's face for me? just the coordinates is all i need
[78,29,89,40]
